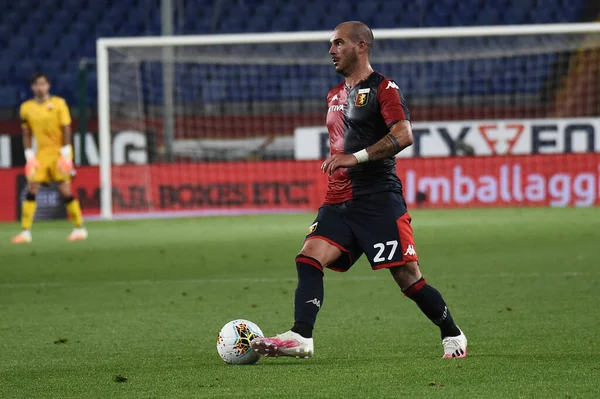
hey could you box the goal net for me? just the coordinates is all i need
[96,23,600,219]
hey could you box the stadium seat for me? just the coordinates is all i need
[71,21,93,37]
[103,6,128,28]
[270,15,299,33]
[374,12,399,29]
[40,61,64,82]
[17,23,40,40]
[51,45,77,64]
[475,10,502,26]
[0,0,590,107]
[0,25,11,48]
[58,34,81,51]
[1,11,22,27]
[16,60,38,81]
[55,75,77,104]
[76,9,99,25]
[6,37,29,60]
[30,41,54,60]
[12,0,35,12]
[40,23,66,44]
[0,86,20,107]
[355,1,380,17]
[81,41,96,58]
[63,0,87,9]
[95,21,118,38]
[280,78,305,100]
[502,6,531,25]
[0,62,13,85]
[7,36,29,52]
[54,9,76,24]
[25,10,46,28]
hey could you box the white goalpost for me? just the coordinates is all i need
[96,22,600,219]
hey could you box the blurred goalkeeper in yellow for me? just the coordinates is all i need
[12,73,88,244]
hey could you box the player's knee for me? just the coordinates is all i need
[298,247,329,267]
[58,183,72,198]
[390,261,422,290]
[299,239,341,268]
[27,183,40,195]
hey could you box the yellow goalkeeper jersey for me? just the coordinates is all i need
[20,96,71,154]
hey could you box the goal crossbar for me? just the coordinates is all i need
[96,22,600,219]
[98,22,600,48]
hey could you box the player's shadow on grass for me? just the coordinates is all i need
[255,359,322,367]
[474,353,595,360]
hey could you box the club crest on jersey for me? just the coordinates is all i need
[307,222,318,235]
[355,88,370,107]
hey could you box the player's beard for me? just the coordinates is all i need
[336,49,359,77]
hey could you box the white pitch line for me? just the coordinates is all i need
[0,276,379,289]
[0,272,595,289]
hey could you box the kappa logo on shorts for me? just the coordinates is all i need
[307,222,318,235]
[404,244,416,256]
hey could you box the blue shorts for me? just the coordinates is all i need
[305,191,419,272]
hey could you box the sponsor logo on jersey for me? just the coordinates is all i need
[331,94,339,101]
[328,104,344,113]
[307,222,318,234]
[404,244,416,256]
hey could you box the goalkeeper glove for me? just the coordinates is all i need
[57,145,73,175]
[24,149,39,180]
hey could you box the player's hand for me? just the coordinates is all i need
[57,145,73,174]
[25,157,39,180]
[24,149,39,180]
[321,153,358,175]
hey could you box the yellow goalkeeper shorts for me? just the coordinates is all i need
[29,151,71,184]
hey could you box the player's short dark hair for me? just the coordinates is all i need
[30,72,50,85]
[335,21,374,53]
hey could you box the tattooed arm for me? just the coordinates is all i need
[321,120,413,175]
[364,120,413,161]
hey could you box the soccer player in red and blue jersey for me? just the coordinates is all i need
[252,21,467,359]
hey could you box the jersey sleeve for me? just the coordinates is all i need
[19,103,28,130]
[377,79,410,128]
[58,99,72,126]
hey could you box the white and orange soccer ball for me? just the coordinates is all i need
[216,319,264,365]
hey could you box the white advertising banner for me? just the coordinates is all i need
[294,117,600,160]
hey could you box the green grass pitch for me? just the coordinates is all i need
[0,208,599,398]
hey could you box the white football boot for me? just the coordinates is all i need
[442,328,467,358]
[68,227,88,242]
[251,330,314,358]
[11,230,32,244]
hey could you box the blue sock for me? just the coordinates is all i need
[291,254,324,338]
[403,277,461,339]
